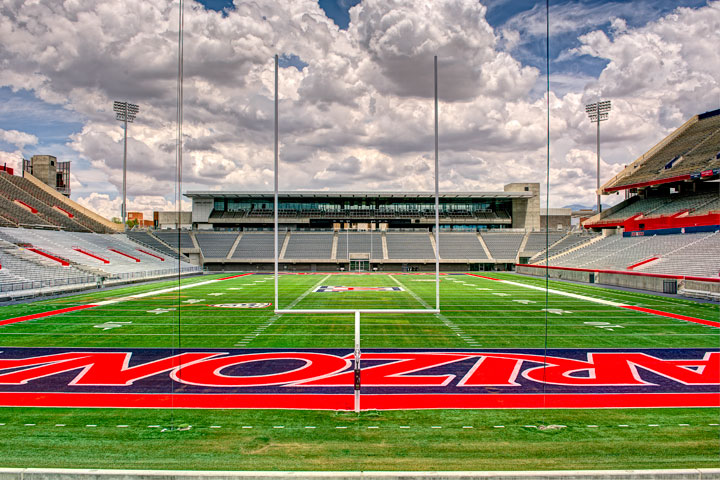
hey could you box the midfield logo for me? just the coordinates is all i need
[0,348,717,410]
[314,286,404,292]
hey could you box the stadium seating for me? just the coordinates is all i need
[0,226,200,299]
[336,232,383,260]
[126,231,184,259]
[636,232,720,278]
[2,173,115,233]
[534,231,720,278]
[437,233,487,259]
[385,233,435,259]
[604,110,720,190]
[153,230,195,249]
[195,232,239,258]
[0,172,120,233]
[521,232,566,257]
[285,233,334,259]
[531,232,599,262]
[231,233,276,259]
[480,232,525,260]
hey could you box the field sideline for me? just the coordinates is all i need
[0,271,718,470]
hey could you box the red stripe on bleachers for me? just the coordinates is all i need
[137,249,164,261]
[0,305,97,326]
[621,305,720,328]
[27,248,70,266]
[73,248,110,264]
[109,248,140,262]
[14,199,37,213]
[627,257,658,270]
[53,205,74,218]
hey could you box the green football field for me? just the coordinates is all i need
[0,271,718,470]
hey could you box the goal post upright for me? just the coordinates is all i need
[272,56,442,410]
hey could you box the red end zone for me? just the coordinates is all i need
[0,348,717,410]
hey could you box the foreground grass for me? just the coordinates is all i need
[0,408,717,471]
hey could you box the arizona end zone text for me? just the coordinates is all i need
[0,348,718,410]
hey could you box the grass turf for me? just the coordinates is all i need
[0,271,718,470]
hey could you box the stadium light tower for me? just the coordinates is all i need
[585,100,611,214]
[113,101,139,230]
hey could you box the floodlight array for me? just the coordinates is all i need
[113,101,140,123]
[585,100,611,123]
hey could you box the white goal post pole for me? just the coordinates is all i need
[274,54,279,311]
[354,310,360,413]
[434,55,440,311]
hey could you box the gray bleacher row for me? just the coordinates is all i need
[0,172,111,233]
[196,231,547,261]
[0,227,199,296]
[535,231,720,278]
[599,191,719,222]
[126,231,183,259]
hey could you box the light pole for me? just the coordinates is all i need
[585,100,611,214]
[113,101,139,230]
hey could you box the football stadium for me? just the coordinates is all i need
[0,0,719,478]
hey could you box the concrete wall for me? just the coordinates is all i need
[504,183,540,231]
[517,264,720,296]
[29,155,57,189]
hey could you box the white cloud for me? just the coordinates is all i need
[0,128,38,149]
[0,0,717,213]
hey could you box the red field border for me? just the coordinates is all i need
[0,392,716,410]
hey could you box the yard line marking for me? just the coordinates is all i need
[389,275,477,346]
[399,426,410,429]
[648,424,659,427]
[234,274,332,346]
[493,426,504,428]
[210,426,221,429]
[462,426,473,429]
[335,426,347,429]
[117,425,128,428]
[678,424,690,426]
[305,426,316,429]
[465,274,719,328]
[431,426,442,429]
[273,426,285,429]
[86,424,96,427]
[368,426,379,429]
[587,425,598,428]
[242,426,253,429]
[618,425,629,427]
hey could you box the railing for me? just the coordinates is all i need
[0,266,202,293]
[0,275,95,293]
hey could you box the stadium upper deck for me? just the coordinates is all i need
[186,183,540,232]
[602,108,720,193]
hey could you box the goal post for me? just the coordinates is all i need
[271,55,442,411]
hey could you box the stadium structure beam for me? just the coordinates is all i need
[585,100,611,214]
[113,101,139,230]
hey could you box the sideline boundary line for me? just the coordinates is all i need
[466,274,720,328]
[0,274,253,327]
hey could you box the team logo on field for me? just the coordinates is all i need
[314,286,404,293]
[1,348,717,410]
[209,303,271,308]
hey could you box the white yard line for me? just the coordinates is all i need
[388,275,479,346]
[235,274,332,346]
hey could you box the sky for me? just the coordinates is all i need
[0,0,719,219]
